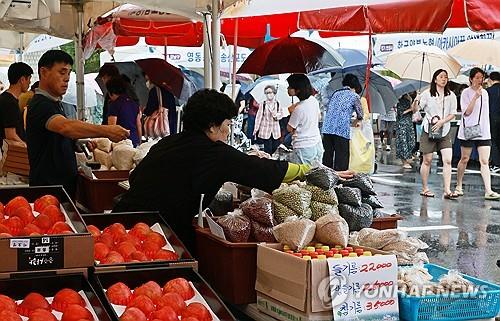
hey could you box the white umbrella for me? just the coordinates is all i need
[385,45,462,82]
[450,74,470,86]
[63,72,98,108]
[250,79,297,113]
[25,34,72,54]
[448,39,500,67]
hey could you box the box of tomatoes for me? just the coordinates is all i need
[91,265,236,321]
[81,212,197,271]
[0,270,113,321]
[0,186,93,273]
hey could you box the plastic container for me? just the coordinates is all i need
[399,264,500,321]
[195,227,263,305]
[76,170,130,213]
[370,214,403,230]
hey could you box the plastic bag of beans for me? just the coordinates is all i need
[305,166,340,190]
[335,186,362,207]
[338,203,373,231]
[362,195,383,209]
[310,202,339,221]
[209,189,234,216]
[272,185,312,223]
[217,210,251,243]
[357,228,405,249]
[315,213,349,247]
[273,216,316,251]
[251,221,276,242]
[240,197,275,227]
[304,184,338,206]
[341,173,376,196]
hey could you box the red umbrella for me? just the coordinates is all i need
[448,0,500,31]
[135,58,197,102]
[237,36,343,76]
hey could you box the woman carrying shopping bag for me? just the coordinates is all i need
[455,67,500,200]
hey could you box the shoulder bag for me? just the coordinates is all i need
[144,87,170,138]
[428,96,445,140]
[463,94,482,140]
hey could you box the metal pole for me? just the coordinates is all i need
[18,32,24,62]
[75,4,85,120]
[211,0,221,90]
[231,19,239,100]
[203,13,212,89]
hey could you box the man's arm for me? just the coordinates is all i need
[4,128,25,145]
[47,115,129,142]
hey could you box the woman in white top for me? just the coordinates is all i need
[286,74,324,165]
[455,67,500,200]
[416,69,457,199]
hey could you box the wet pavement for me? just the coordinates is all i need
[375,148,500,285]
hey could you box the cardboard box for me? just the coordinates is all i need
[257,292,332,321]
[0,270,113,321]
[0,186,93,273]
[255,243,389,315]
[91,265,236,321]
[82,211,197,271]
[1,139,29,176]
[76,170,129,213]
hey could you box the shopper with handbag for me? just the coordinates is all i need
[253,85,282,155]
[395,94,417,169]
[417,69,457,199]
[455,67,500,200]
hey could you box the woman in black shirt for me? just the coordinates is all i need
[114,89,312,253]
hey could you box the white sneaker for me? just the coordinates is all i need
[377,144,382,149]
[386,146,391,151]
[491,166,500,173]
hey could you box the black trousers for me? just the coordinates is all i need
[491,117,500,166]
[322,134,350,171]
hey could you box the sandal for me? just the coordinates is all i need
[485,192,500,200]
[454,188,464,196]
[403,164,412,169]
[420,190,435,198]
[444,192,459,200]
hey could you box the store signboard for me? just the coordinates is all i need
[328,255,399,321]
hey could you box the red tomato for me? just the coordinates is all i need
[34,195,60,213]
[0,294,17,312]
[20,224,42,236]
[5,196,30,216]
[127,295,155,317]
[107,282,132,306]
[47,222,72,235]
[11,207,35,225]
[60,304,94,321]
[86,225,101,240]
[17,293,51,317]
[51,289,85,312]
[133,281,162,303]
[181,303,212,321]
[156,292,186,315]
[100,251,125,264]
[33,214,53,232]
[0,310,22,321]
[120,307,147,321]
[28,308,57,321]
[153,249,178,261]
[41,205,65,224]
[94,243,111,261]
[128,223,151,240]
[98,233,115,249]
[128,251,148,262]
[4,217,24,236]
[163,278,195,301]
[149,306,178,321]
[116,241,137,259]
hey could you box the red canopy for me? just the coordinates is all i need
[448,0,500,31]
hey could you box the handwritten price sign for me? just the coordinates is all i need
[328,254,399,321]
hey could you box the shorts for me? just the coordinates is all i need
[459,139,491,148]
[420,131,453,154]
[289,141,324,165]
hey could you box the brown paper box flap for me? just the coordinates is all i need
[256,244,308,311]
[257,292,333,321]
[310,259,331,313]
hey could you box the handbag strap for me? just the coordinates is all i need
[156,86,163,108]
[462,91,482,127]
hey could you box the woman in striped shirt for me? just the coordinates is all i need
[253,85,282,154]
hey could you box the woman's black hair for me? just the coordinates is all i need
[430,69,451,97]
[469,67,485,84]
[342,73,361,90]
[106,76,127,95]
[182,89,238,132]
[286,73,313,101]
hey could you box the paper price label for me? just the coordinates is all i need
[18,236,64,271]
[10,239,30,249]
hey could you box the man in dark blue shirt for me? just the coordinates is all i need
[487,72,500,170]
